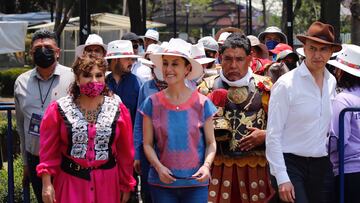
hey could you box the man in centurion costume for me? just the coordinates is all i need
[205,33,274,203]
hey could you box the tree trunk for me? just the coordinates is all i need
[293,0,302,20]
[128,0,146,35]
[351,0,360,45]
[262,0,267,28]
[53,0,77,45]
[281,0,288,34]
[320,0,341,43]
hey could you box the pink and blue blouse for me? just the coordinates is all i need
[140,90,217,188]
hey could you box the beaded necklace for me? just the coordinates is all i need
[76,100,102,124]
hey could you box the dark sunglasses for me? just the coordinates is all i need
[133,44,139,49]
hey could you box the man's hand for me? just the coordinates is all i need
[279,181,295,203]
[134,160,141,175]
[239,127,266,151]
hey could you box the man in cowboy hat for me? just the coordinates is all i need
[206,33,274,203]
[266,21,342,203]
[75,34,107,58]
[105,40,142,124]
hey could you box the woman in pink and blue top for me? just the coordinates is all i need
[328,44,360,203]
[141,38,217,203]
[37,56,135,203]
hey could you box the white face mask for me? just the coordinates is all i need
[219,68,253,87]
[153,67,164,81]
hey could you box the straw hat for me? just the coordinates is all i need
[327,44,360,77]
[191,43,216,65]
[104,40,140,59]
[149,38,203,80]
[75,34,107,57]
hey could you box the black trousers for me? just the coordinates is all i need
[271,153,332,203]
[335,172,360,203]
[26,152,43,203]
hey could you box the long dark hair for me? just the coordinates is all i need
[337,70,360,89]
[69,56,111,100]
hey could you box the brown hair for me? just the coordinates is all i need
[69,56,111,100]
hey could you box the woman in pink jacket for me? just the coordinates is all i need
[36,56,135,203]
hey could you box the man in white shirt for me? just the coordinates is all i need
[266,21,342,203]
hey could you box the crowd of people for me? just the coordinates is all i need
[13,20,360,203]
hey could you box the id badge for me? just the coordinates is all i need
[28,113,42,137]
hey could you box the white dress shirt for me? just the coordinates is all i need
[265,62,336,185]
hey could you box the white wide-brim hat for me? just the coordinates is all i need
[104,40,140,59]
[75,34,107,57]
[144,29,159,42]
[218,32,231,45]
[191,43,216,65]
[327,44,360,77]
[149,38,203,80]
[296,47,340,58]
[139,44,164,67]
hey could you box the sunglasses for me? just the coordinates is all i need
[133,44,139,49]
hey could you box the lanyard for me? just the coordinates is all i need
[37,76,56,109]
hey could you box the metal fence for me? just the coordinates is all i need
[0,102,30,203]
[338,107,360,203]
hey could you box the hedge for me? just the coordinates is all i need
[0,156,36,202]
[0,67,31,97]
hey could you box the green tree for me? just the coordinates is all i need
[350,0,360,45]
[293,0,321,34]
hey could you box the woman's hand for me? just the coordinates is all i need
[42,183,56,203]
[120,192,130,203]
[192,165,211,182]
[155,164,176,184]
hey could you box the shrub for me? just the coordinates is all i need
[0,67,31,97]
[0,113,20,163]
[0,156,36,202]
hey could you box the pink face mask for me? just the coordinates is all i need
[79,82,105,97]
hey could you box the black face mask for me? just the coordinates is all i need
[33,47,55,68]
